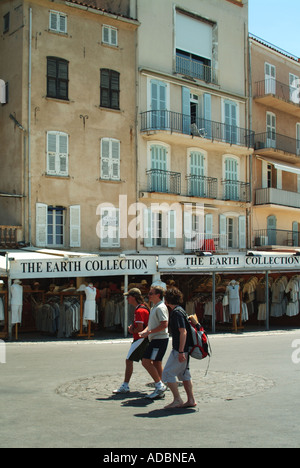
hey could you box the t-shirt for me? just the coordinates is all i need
[148,300,169,342]
[133,304,149,341]
[169,307,190,352]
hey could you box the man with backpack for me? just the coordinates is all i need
[162,287,197,409]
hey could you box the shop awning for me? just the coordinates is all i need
[258,156,300,175]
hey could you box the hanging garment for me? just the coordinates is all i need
[83,285,97,321]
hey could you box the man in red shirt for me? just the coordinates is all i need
[113,288,150,394]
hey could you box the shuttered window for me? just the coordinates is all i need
[47,131,68,176]
[100,69,120,109]
[100,207,120,248]
[100,138,120,180]
[47,57,69,100]
[36,203,80,248]
[49,11,67,34]
[102,25,118,46]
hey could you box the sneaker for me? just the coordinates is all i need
[113,383,130,394]
[146,384,167,399]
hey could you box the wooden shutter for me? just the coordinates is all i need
[143,208,152,247]
[168,210,176,248]
[219,214,227,249]
[239,216,246,249]
[101,138,120,180]
[36,203,48,247]
[70,205,81,247]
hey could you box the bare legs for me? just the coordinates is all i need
[164,379,197,409]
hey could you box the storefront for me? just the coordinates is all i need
[158,252,300,333]
[1,249,300,340]
[0,250,157,340]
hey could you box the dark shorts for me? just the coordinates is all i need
[127,338,149,362]
[142,338,169,362]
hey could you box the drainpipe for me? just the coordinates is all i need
[28,8,32,245]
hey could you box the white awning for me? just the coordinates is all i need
[258,156,300,175]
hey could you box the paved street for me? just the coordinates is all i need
[1,329,300,449]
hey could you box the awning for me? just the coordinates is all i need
[257,156,300,175]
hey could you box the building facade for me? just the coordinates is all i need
[134,0,253,255]
[250,35,300,250]
[0,0,138,252]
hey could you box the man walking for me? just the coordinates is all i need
[139,285,169,399]
[162,287,196,409]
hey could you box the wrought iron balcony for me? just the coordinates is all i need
[184,233,228,253]
[186,175,218,199]
[221,180,251,202]
[0,225,22,248]
[175,54,217,84]
[255,187,300,209]
[254,229,300,247]
[254,132,300,157]
[254,79,300,107]
[140,111,254,148]
[146,169,181,195]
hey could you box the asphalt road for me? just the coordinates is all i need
[1,329,300,449]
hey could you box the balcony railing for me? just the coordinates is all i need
[254,79,300,108]
[255,188,300,209]
[254,132,300,156]
[140,111,254,148]
[221,180,251,202]
[146,169,181,195]
[254,229,300,247]
[0,226,21,248]
[185,233,228,253]
[175,54,217,84]
[186,175,218,199]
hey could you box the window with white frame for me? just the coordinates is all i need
[143,208,176,248]
[47,131,68,176]
[219,214,246,249]
[49,10,67,34]
[102,25,118,46]
[100,138,120,180]
[36,203,80,248]
[99,207,120,248]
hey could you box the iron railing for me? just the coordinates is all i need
[255,188,300,209]
[185,233,228,253]
[254,132,300,156]
[146,169,181,194]
[254,229,300,247]
[221,180,251,202]
[141,111,254,148]
[254,79,300,107]
[0,226,21,248]
[175,54,217,84]
[186,175,218,199]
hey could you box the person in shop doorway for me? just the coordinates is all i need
[139,285,169,399]
[113,288,150,394]
[162,287,197,409]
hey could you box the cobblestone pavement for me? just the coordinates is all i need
[55,369,275,404]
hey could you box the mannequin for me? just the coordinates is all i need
[226,280,241,331]
[83,282,97,322]
[11,279,23,339]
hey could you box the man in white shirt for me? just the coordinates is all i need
[139,286,169,399]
